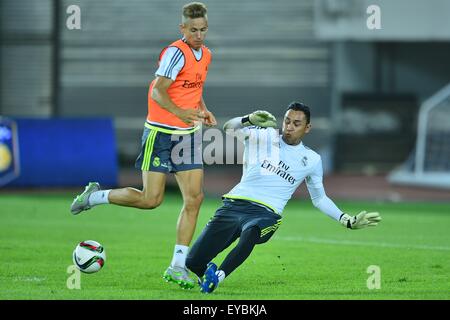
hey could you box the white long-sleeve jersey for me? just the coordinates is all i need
[223,126,343,221]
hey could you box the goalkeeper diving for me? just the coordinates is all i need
[185,101,382,293]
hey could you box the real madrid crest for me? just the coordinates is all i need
[301,156,308,167]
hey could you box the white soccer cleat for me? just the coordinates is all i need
[163,266,196,289]
[70,182,101,215]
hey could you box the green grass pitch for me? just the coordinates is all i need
[0,193,449,300]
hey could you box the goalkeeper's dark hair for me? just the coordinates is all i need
[286,101,310,124]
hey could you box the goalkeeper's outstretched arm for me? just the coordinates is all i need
[223,117,245,131]
[223,110,277,131]
[309,186,381,230]
[306,159,381,230]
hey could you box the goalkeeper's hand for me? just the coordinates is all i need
[339,211,381,229]
[242,110,277,128]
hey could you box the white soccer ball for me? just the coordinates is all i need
[72,240,106,274]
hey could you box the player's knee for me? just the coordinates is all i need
[183,192,204,210]
[140,196,163,210]
[241,226,261,243]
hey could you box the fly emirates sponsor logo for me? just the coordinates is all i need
[261,160,296,185]
[182,73,204,89]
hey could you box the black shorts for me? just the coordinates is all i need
[135,125,203,173]
[188,198,282,267]
[212,198,282,243]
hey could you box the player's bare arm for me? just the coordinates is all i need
[151,76,204,126]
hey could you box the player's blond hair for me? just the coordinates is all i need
[182,2,208,24]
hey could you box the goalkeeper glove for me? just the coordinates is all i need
[339,211,381,229]
[241,110,277,128]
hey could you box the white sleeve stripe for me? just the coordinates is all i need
[163,48,180,77]
[163,49,182,78]
[166,50,184,78]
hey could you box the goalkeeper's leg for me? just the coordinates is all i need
[196,227,260,293]
[186,214,240,279]
[200,226,261,293]
[218,226,260,278]
[215,218,279,286]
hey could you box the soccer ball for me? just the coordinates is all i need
[72,240,106,273]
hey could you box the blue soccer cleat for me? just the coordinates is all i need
[200,262,219,293]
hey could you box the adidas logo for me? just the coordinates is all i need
[176,249,184,254]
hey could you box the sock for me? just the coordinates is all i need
[88,190,111,206]
[216,270,226,283]
[171,245,189,268]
